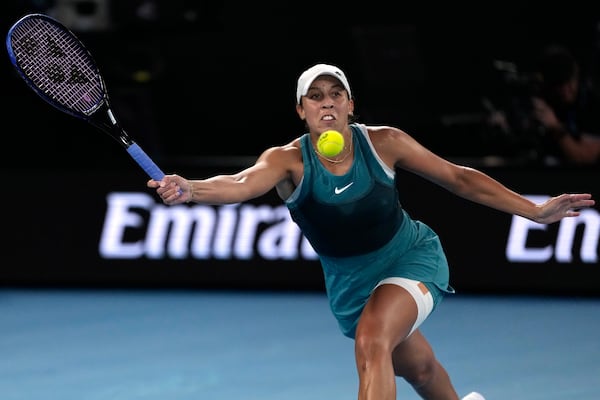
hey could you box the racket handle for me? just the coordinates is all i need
[126,142,165,180]
[127,142,183,196]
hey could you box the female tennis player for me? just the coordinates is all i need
[148,63,594,400]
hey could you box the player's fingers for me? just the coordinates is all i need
[568,193,594,208]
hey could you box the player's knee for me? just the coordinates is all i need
[398,356,436,388]
[392,337,437,384]
[354,329,390,368]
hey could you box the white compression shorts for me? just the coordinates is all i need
[373,277,434,337]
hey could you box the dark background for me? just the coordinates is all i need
[2,1,600,170]
[1,2,599,295]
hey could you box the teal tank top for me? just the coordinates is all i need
[285,123,454,338]
[286,124,403,257]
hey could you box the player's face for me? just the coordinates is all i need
[296,76,353,135]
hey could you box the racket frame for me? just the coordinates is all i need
[6,13,166,180]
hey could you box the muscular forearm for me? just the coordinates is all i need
[450,167,538,219]
[188,174,270,205]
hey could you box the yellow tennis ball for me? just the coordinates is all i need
[317,130,345,157]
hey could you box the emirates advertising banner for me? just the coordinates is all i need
[4,166,599,295]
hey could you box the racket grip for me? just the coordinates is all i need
[126,142,165,181]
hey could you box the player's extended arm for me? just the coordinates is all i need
[149,146,293,205]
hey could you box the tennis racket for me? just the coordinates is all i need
[6,13,165,181]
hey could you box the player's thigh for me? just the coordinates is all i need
[356,283,418,347]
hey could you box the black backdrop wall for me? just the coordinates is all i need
[2,2,599,295]
[3,2,600,166]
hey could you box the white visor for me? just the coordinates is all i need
[296,63,352,104]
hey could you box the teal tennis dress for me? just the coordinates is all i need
[285,123,454,338]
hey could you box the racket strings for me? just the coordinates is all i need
[9,18,105,115]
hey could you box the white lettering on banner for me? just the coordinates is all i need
[99,192,318,260]
[506,195,600,263]
[99,192,153,258]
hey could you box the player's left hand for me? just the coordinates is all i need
[534,193,595,224]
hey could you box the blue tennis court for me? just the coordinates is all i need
[1,288,598,399]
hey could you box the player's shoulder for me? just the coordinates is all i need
[363,124,408,142]
[260,137,303,162]
[361,124,417,165]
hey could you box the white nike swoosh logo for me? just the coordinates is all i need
[334,182,354,195]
